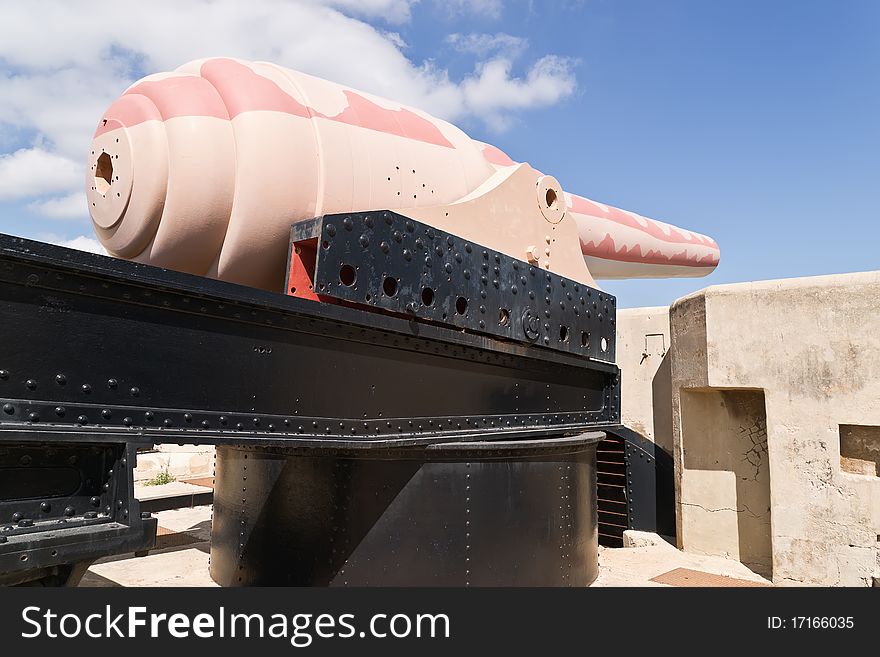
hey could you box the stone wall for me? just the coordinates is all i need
[135,444,215,483]
[615,307,673,453]
[670,272,880,586]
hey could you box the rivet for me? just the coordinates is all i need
[55,374,66,385]
[107,378,118,389]
[55,406,65,417]
[163,419,173,428]
[201,420,210,429]
[2,403,13,415]
[82,384,92,394]
[326,224,337,236]
[25,379,37,390]
[90,496,100,507]
[123,417,133,426]
[77,415,88,425]
[102,409,112,420]
[343,217,353,231]
[145,411,154,421]
[184,413,193,423]
[12,512,22,522]
[130,387,140,397]
[444,263,453,274]
[0,370,7,380]
[359,234,369,248]
[28,412,39,423]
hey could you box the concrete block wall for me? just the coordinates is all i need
[669,272,880,586]
[615,307,673,454]
[134,444,215,483]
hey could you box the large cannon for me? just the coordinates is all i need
[0,58,718,587]
[87,57,718,291]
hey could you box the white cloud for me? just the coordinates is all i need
[0,148,81,200]
[27,192,88,220]
[447,33,528,58]
[439,0,503,19]
[41,234,107,255]
[462,56,578,130]
[0,0,576,207]
[322,0,419,24]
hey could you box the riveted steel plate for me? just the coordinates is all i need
[0,233,620,447]
[0,441,155,585]
[0,232,620,585]
[210,433,602,587]
[296,211,617,362]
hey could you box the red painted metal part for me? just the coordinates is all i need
[286,237,322,302]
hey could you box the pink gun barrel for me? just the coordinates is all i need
[86,58,719,291]
[477,142,720,279]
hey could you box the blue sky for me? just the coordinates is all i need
[0,1,877,307]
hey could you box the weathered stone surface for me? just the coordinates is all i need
[135,445,215,482]
[616,307,673,453]
[669,271,880,586]
[623,530,675,549]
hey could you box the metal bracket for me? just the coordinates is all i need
[289,211,617,362]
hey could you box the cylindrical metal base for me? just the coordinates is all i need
[210,433,602,586]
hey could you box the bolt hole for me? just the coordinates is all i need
[545,188,558,209]
[421,287,435,306]
[600,337,608,352]
[20,554,27,562]
[383,276,398,297]
[581,331,590,348]
[560,325,569,342]
[499,308,510,326]
[321,240,329,249]
[339,264,356,287]
[456,297,468,315]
